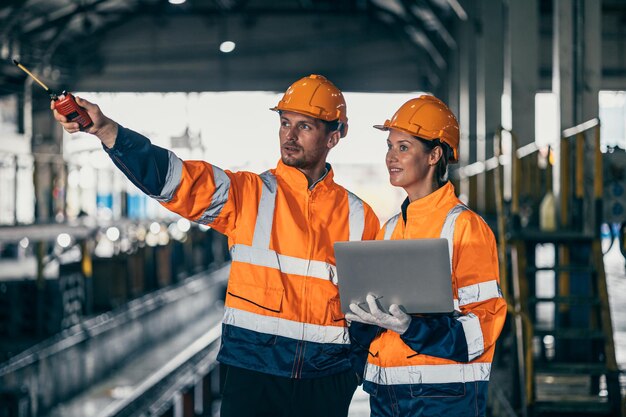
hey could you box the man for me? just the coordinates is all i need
[52,74,380,417]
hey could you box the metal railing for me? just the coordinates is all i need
[100,324,223,417]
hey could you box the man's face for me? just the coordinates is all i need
[278,111,338,170]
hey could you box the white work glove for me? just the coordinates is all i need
[345,294,412,335]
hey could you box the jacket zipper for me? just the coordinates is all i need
[295,187,315,378]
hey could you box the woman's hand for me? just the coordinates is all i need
[345,294,411,335]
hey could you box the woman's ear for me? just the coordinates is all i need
[429,145,443,165]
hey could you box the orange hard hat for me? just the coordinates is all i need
[271,74,348,137]
[374,95,460,162]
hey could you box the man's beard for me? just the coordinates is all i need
[281,143,308,169]
[281,154,308,169]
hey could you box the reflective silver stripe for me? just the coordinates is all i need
[347,191,365,241]
[457,313,485,360]
[223,307,349,344]
[252,171,277,249]
[440,204,468,269]
[364,362,491,385]
[155,151,184,202]
[440,204,486,359]
[231,244,337,283]
[197,165,231,224]
[458,280,503,307]
[383,214,400,240]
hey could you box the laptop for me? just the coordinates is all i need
[334,238,454,314]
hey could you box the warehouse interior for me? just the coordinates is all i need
[0,0,626,416]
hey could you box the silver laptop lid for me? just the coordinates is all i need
[334,238,454,314]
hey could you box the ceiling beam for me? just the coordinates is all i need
[399,0,451,63]
[21,0,109,36]
[370,0,447,71]
[1,0,31,39]
[408,0,456,48]
[368,2,441,89]
[444,0,467,20]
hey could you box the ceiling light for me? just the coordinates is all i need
[57,233,72,248]
[169,0,186,4]
[106,227,120,242]
[177,218,191,232]
[150,222,161,235]
[220,41,236,53]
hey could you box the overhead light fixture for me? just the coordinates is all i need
[149,222,161,235]
[57,233,72,248]
[220,41,236,53]
[106,227,121,242]
[169,0,186,4]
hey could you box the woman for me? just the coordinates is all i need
[346,95,507,417]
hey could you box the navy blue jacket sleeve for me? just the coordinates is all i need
[348,322,381,383]
[103,126,171,197]
[400,315,470,362]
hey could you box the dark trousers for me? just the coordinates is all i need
[220,365,359,417]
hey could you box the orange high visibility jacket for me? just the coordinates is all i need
[105,127,380,379]
[354,182,506,416]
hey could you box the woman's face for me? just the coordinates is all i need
[385,129,435,197]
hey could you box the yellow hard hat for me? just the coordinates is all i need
[271,74,348,137]
[374,95,460,162]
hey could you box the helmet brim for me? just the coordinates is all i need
[373,124,389,131]
[271,106,333,122]
[272,107,348,137]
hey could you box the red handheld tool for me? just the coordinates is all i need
[13,59,94,130]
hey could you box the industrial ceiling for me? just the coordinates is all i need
[0,0,468,95]
[1,0,625,96]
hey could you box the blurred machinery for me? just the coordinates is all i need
[0,221,228,355]
[0,220,229,416]
[603,146,626,232]
[459,120,624,417]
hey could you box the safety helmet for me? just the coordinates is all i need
[374,95,460,162]
[271,74,348,137]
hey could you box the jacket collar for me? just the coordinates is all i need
[401,181,456,221]
[274,159,335,191]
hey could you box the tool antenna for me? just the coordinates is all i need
[13,59,51,92]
